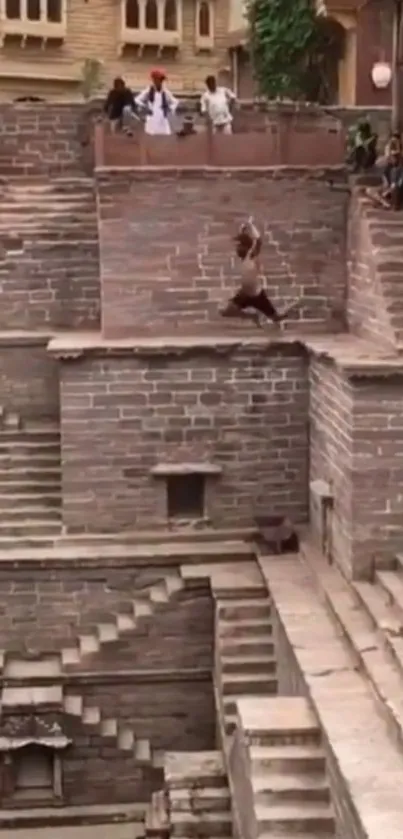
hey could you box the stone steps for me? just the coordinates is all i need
[236,697,335,838]
[164,751,231,839]
[310,556,403,750]
[214,593,276,735]
[0,419,62,537]
[63,691,154,764]
[1,570,185,675]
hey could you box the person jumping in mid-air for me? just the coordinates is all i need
[219,217,299,328]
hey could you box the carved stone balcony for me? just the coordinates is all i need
[0,0,66,44]
[119,0,182,54]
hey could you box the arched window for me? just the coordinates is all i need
[145,0,158,29]
[126,0,139,27]
[164,0,177,30]
[198,1,210,36]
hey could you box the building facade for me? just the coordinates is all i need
[0,0,232,99]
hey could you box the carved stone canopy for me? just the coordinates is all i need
[0,713,71,752]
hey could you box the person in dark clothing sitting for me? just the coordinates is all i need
[347,119,378,172]
[367,144,403,210]
[103,77,138,134]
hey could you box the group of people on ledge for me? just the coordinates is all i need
[348,118,403,210]
[103,68,236,137]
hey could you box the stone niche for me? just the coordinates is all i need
[0,713,70,807]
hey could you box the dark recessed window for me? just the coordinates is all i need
[167,474,205,519]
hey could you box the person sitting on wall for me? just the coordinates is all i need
[219,217,300,328]
[200,75,236,135]
[367,143,403,210]
[103,77,139,135]
[135,69,179,136]
[347,118,378,172]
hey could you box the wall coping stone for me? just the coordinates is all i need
[0,667,211,688]
[95,165,346,180]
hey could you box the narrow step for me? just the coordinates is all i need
[252,771,330,804]
[118,728,134,751]
[133,599,153,618]
[61,646,81,666]
[218,619,273,638]
[136,739,151,762]
[221,653,276,674]
[217,599,271,621]
[64,694,83,716]
[117,613,136,631]
[218,636,274,657]
[221,673,278,695]
[255,802,334,833]
[149,582,169,604]
[100,718,118,737]
[170,811,232,837]
[250,745,326,773]
[97,622,119,643]
[82,705,101,725]
[79,634,100,655]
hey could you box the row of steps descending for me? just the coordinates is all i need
[0,176,99,330]
[0,416,62,539]
[304,545,403,750]
[236,696,335,838]
[63,690,158,765]
[0,571,185,675]
[0,679,159,770]
[214,584,277,736]
[164,751,232,839]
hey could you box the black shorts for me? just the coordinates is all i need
[231,288,277,320]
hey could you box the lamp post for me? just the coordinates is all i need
[391,0,403,132]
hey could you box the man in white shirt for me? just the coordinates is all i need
[200,75,236,134]
[135,69,179,136]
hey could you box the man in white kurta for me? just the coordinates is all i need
[135,69,179,135]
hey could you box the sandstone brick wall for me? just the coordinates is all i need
[0,177,100,331]
[0,339,59,420]
[0,567,212,665]
[63,747,162,806]
[59,346,309,532]
[310,359,403,577]
[347,192,397,349]
[97,170,347,338]
[309,359,353,577]
[0,104,93,175]
[349,376,403,575]
[63,676,215,805]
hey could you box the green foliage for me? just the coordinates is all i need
[247,0,341,102]
[81,58,104,100]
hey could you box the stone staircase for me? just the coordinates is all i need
[0,412,62,540]
[164,751,232,839]
[0,679,158,768]
[305,548,403,750]
[0,177,99,330]
[145,789,170,838]
[63,690,156,764]
[214,587,277,736]
[349,191,403,348]
[0,571,185,673]
[233,696,335,838]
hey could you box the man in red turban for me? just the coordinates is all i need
[135,68,179,135]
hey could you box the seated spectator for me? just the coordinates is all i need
[103,77,138,135]
[367,144,403,210]
[347,118,377,172]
